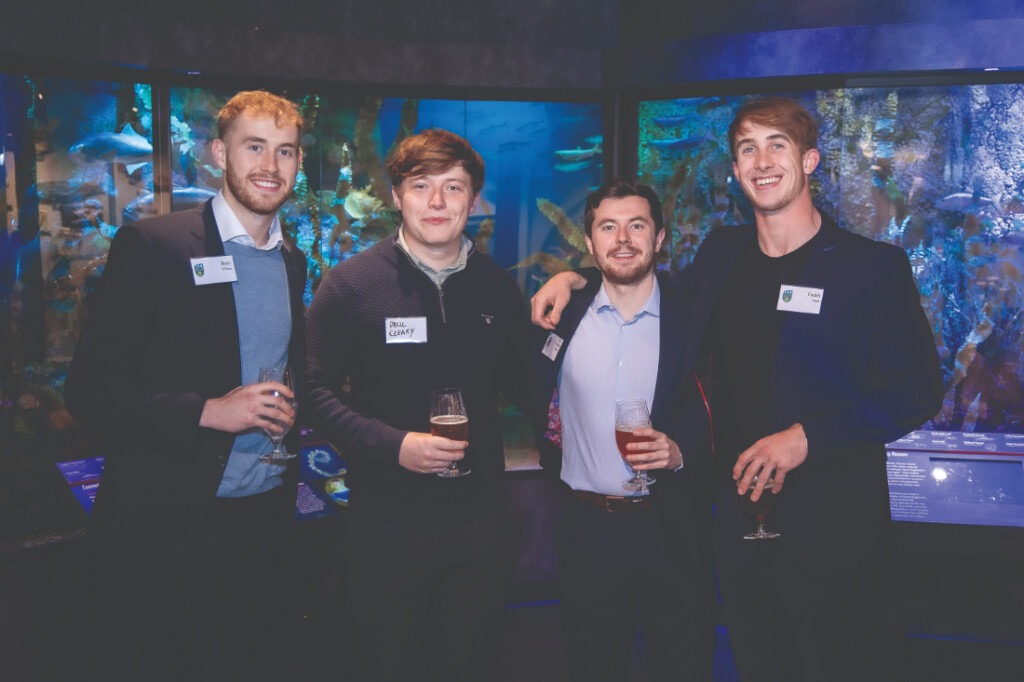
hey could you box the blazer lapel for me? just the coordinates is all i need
[652,275,685,423]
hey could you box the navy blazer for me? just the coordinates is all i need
[687,214,944,575]
[531,273,715,540]
[65,200,307,553]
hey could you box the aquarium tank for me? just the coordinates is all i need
[0,68,604,545]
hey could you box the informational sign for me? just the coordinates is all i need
[55,457,105,514]
[294,441,349,522]
[887,431,1024,528]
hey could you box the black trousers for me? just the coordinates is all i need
[555,492,715,682]
[342,497,520,682]
[715,487,887,682]
[103,488,298,682]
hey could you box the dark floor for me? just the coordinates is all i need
[487,600,1024,682]
[489,600,741,682]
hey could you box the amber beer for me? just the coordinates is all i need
[737,479,776,523]
[430,414,468,441]
[615,427,654,461]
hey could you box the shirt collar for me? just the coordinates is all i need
[396,226,472,279]
[593,276,661,320]
[212,191,283,251]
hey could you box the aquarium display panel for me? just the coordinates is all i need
[1,73,154,544]
[170,88,603,471]
[638,84,1024,437]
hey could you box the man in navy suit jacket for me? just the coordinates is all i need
[65,91,307,682]
[532,181,715,682]
[533,98,944,682]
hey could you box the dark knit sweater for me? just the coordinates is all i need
[303,235,533,519]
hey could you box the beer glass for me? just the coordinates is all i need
[615,399,656,492]
[430,388,470,478]
[258,367,297,462]
[738,475,780,540]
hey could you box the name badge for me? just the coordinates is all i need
[190,256,237,285]
[777,284,824,315]
[386,317,428,344]
[542,332,564,361]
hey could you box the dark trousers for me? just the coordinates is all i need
[103,489,298,682]
[555,492,715,682]
[715,489,886,682]
[343,498,520,682]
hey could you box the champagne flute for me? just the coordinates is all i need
[737,474,780,540]
[615,399,656,492]
[258,367,297,463]
[430,388,470,478]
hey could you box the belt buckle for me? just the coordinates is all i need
[605,495,624,512]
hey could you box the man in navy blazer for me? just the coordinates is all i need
[65,91,307,682]
[533,98,943,682]
[532,181,715,682]
[690,97,943,682]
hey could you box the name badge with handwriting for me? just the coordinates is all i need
[777,285,824,315]
[542,333,564,361]
[386,317,428,343]
[190,256,237,285]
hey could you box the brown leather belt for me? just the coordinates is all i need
[571,489,654,513]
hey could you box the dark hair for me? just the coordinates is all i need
[385,128,485,195]
[583,180,664,238]
[217,90,303,140]
[727,97,819,161]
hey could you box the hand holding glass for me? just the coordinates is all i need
[258,367,297,463]
[737,474,780,540]
[430,388,470,478]
[615,399,656,492]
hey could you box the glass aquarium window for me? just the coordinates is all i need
[637,85,1024,435]
[1,73,153,543]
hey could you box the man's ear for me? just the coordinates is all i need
[802,148,820,175]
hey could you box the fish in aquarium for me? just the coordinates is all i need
[343,186,385,221]
[70,124,152,174]
[554,141,601,162]
[935,191,1002,216]
[646,134,716,155]
[122,186,217,223]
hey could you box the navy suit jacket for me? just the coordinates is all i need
[531,273,715,551]
[686,214,944,575]
[65,200,307,554]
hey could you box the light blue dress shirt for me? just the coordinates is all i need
[558,279,661,496]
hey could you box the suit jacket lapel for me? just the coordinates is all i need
[686,225,756,373]
[652,275,685,424]
[193,201,241,383]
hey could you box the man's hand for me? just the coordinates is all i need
[199,382,295,434]
[733,423,808,501]
[622,427,683,471]
[398,432,467,474]
[530,271,587,330]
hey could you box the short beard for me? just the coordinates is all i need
[596,251,655,286]
[224,167,290,216]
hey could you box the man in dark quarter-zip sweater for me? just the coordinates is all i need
[303,128,536,682]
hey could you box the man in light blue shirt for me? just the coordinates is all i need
[532,181,716,681]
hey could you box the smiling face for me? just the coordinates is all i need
[586,195,665,287]
[392,164,477,257]
[732,121,819,217]
[212,112,300,232]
